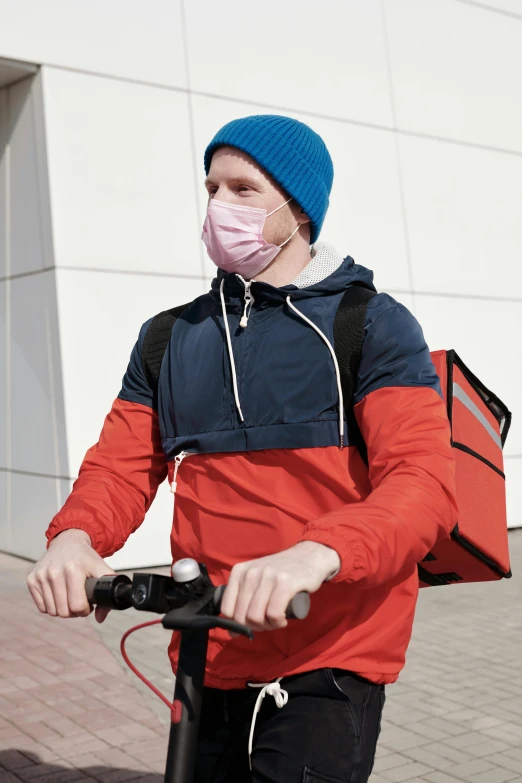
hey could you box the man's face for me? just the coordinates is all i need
[204,146,303,247]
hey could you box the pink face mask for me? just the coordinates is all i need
[201,197,300,279]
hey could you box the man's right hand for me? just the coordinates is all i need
[26,529,115,623]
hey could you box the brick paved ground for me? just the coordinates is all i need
[1,532,521,782]
[0,552,168,782]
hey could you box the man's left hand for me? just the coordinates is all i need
[220,541,341,633]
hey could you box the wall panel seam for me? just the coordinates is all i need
[380,0,415,297]
[180,0,206,278]
[38,66,522,160]
[455,0,522,21]
[5,117,12,549]
[0,466,75,482]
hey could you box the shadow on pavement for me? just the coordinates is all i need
[0,748,163,782]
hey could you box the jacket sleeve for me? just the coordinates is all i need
[45,318,168,558]
[300,294,458,588]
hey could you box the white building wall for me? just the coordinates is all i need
[0,0,520,569]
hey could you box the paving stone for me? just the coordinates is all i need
[0,727,24,742]
[444,758,496,778]
[466,716,505,731]
[463,738,513,758]
[467,769,519,783]
[481,725,522,744]
[373,753,413,772]
[380,761,432,781]
[0,772,22,783]
[54,740,114,761]
[420,717,466,736]
[0,748,35,770]
[37,771,94,782]
[13,762,75,781]
[422,773,472,783]
[443,731,491,749]
[486,755,522,775]
[506,750,522,764]
[91,769,145,783]
[400,722,449,743]
[401,746,455,771]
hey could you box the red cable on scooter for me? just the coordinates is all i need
[120,619,180,721]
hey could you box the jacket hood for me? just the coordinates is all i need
[210,255,376,305]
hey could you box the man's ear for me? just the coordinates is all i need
[298,207,311,224]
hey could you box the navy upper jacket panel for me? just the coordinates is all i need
[117,256,441,461]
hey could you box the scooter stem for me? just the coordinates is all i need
[164,628,209,783]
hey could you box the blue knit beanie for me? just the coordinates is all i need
[204,115,334,244]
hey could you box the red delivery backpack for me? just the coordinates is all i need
[332,284,513,588]
[141,285,513,588]
[418,349,511,586]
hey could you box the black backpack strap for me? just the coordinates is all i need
[333,283,377,410]
[141,302,191,396]
[333,283,377,462]
[334,285,441,586]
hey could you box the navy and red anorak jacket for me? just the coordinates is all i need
[46,255,458,688]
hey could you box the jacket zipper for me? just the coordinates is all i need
[239,279,254,328]
[170,450,191,495]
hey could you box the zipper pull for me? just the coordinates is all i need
[240,281,254,328]
[170,451,189,494]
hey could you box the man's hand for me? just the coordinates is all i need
[220,541,340,632]
[26,529,115,624]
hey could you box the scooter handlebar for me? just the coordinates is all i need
[85,574,310,620]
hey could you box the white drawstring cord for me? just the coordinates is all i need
[247,678,288,770]
[286,296,345,449]
[220,278,245,422]
[218,282,344,438]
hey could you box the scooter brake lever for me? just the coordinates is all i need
[162,609,253,639]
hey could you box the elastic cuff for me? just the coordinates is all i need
[299,530,360,583]
[46,520,101,554]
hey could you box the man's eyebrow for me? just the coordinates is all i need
[204,175,262,188]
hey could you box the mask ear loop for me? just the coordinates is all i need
[266,196,293,218]
[278,222,301,249]
[266,197,301,248]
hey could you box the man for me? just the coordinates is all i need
[28,114,458,782]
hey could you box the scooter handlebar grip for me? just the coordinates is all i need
[85,577,97,605]
[213,585,310,620]
[286,591,311,620]
[84,574,132,610]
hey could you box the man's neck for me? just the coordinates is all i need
[254,230,312,288]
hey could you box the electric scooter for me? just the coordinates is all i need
[85,559,310,783]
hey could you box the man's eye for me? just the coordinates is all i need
[238,186,250,193]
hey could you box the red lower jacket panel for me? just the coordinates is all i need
[46,387,457,688]
[167,445,400,687]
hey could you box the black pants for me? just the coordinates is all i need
[195,668,385,783]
